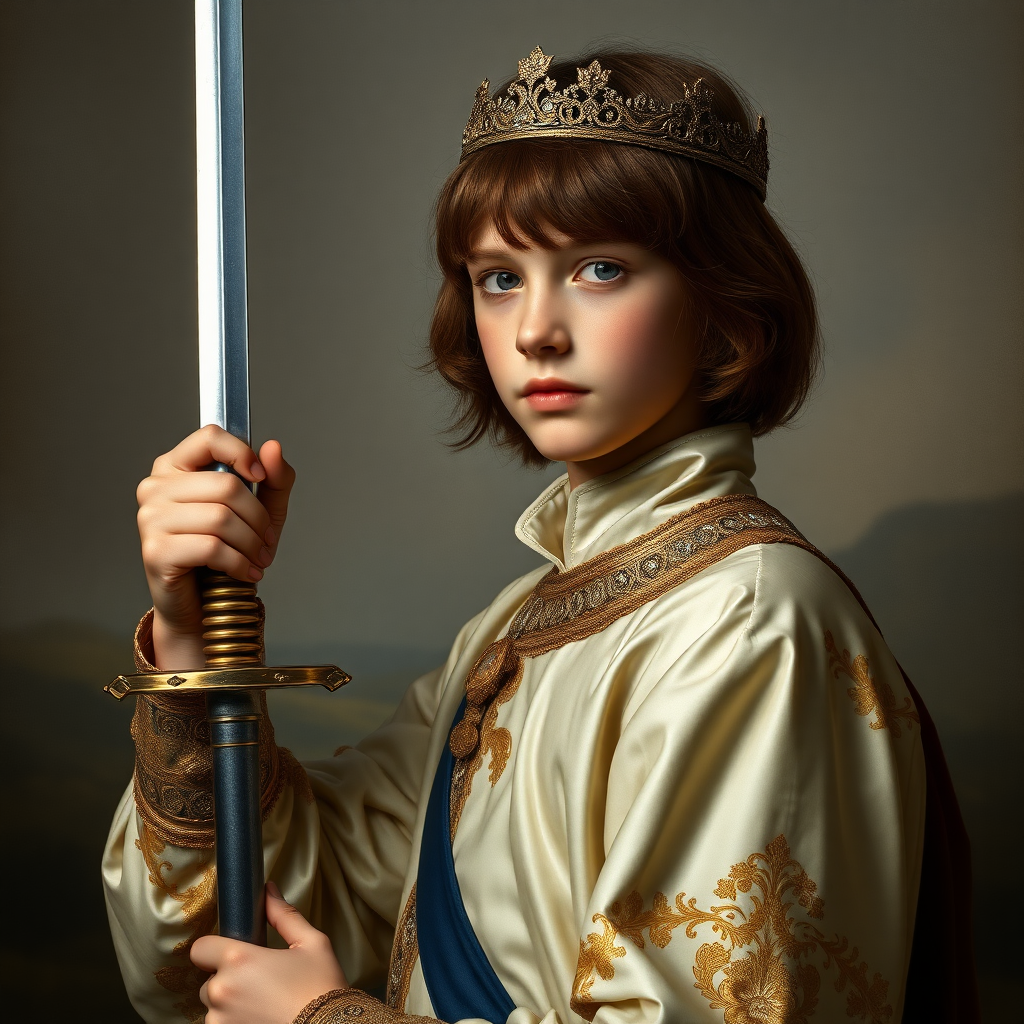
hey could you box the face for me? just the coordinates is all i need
[467,224,705,487]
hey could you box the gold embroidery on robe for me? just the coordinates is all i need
[571,835,893,1024]
[135,820,217,1022]
[449,659,526,838]
[386,885,419,1011]
[825,631,919,737]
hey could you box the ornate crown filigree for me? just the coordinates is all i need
[462,46,769,200]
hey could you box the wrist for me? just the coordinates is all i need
[152,609,206,670]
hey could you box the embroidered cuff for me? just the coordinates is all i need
[130,606,300,849]
[293,988,441,1024]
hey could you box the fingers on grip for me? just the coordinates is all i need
[153,425,264,481]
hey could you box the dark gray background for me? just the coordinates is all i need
[1,1,1021,1020]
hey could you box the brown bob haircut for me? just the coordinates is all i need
[429,49,820,467]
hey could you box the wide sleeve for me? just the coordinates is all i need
[102,611,473,1024]
[566,545,927,1024]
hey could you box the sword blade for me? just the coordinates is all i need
[196,0,249,443]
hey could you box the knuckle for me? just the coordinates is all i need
[140,537,161,566]
[205,976,223,1005]
[222,945,247,968]
[215,474,240,500]
[197,535,220,563]
[213,505,234,531]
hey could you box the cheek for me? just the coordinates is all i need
[473,300,511,385]
[476,326,514,400]
[584,293,694,397]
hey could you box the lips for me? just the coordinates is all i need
[521,378,587,397]
[521,378,589,411]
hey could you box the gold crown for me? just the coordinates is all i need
[462,46,769,200]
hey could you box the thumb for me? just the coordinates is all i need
[265,881,318,947]
[256,440,295,535]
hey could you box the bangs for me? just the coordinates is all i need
[436,139,692,270]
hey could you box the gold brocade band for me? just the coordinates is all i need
[130,606,292,849]
[293,988,440,1024]
[386,886,420,1013]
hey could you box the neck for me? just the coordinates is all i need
[564,390,708,490]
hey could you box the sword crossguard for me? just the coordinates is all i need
[105,572,352,699]
[105,664,351,700]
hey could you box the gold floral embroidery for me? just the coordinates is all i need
[570,835,893,1024]
[386,885,419,1011]
[572,913,626,1009]
[825,631,919,737]
[135,820,217,1021]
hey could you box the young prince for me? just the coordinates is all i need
[105,48,976,1024]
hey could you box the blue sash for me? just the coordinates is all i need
[416,698,516,1023]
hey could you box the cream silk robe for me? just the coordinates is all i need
[103,423,926,1024]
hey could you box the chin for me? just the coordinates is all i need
[526,430,624,466]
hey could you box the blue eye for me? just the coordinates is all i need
[580,261,623,282]
[482,271,522,293]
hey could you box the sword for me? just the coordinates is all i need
[107,0,350,945]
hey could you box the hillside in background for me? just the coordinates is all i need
[2,492,1020,1019]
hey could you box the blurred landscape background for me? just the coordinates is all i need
[2,1,1021,1020]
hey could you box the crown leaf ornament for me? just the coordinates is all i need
[462,46,769,200]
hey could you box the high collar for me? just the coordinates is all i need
[515,423,758,570]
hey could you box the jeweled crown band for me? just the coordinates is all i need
[461,46,769,201]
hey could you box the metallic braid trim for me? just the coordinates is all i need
[386,885,419,1011]
[293,988,440,1024]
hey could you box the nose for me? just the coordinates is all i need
[516,285,571,358]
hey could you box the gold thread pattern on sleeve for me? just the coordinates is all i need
[386,885,420,1011]
[292,986,440,1023]
[135,819,217,1022]
[570,835,893,1024]
[825,631,919,737]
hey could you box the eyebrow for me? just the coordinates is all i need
[464,248,516,264]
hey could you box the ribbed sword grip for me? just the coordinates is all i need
[203,571,266,945]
